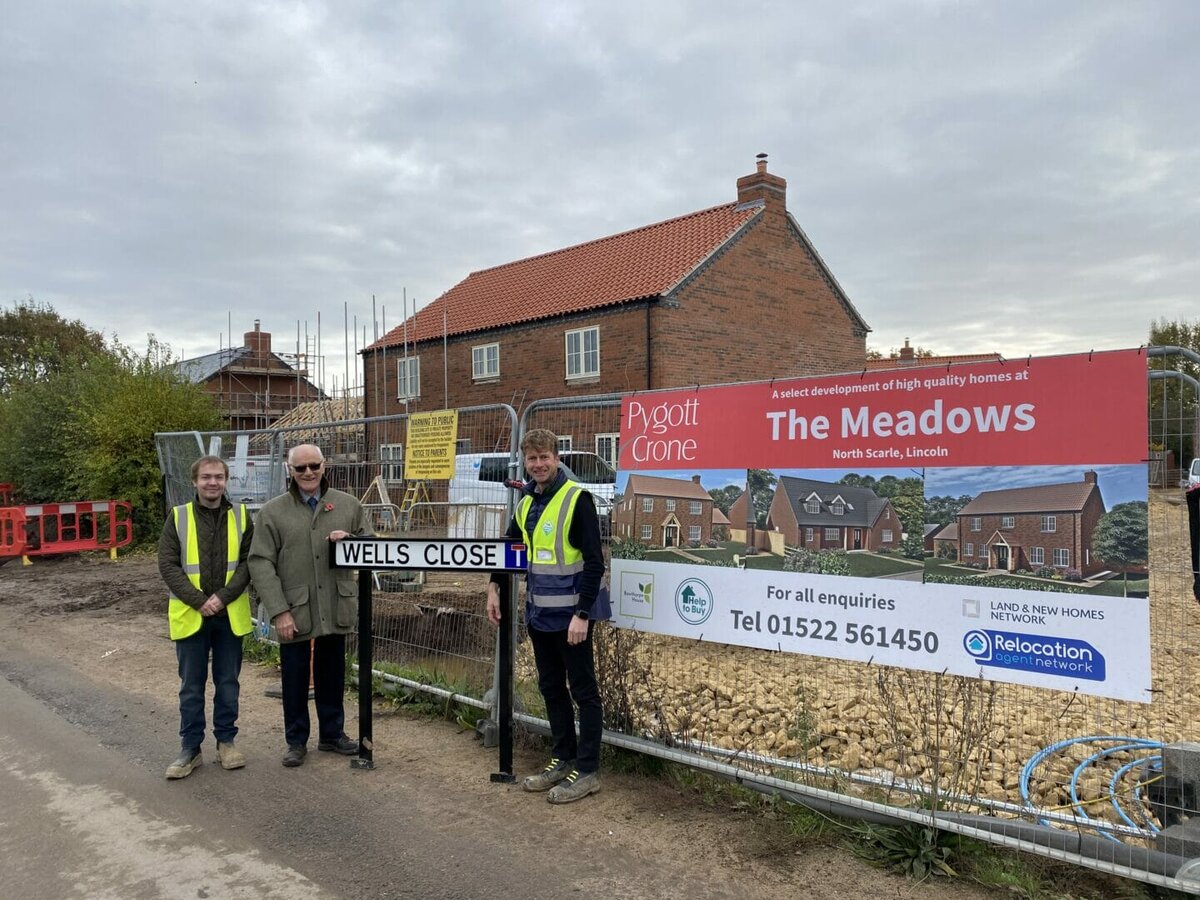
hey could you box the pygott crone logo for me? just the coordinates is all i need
[963,628,1105,682]
[618,571,654,620]
[675,578,713,626]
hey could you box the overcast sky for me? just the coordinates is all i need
[3,1,1197,395]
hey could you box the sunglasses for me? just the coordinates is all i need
[291,462,323,473]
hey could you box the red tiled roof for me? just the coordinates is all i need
[959,477,1099,516]
[712,507,731,526]
[624,473,712,501]
[865,353,1002,371]
[371,202,764,348]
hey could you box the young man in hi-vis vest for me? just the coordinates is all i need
[487,429,611,803]
[158,455,254,779]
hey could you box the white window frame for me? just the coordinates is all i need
[397,357,420,400]
[882,529,893,543]
[689,500,702,516]
[823,527,839,542]
[640,524,652,541]
[380,443,404,481]
[830,502,845,516]
[471,343,500,380]
[665,499,676,512]
[1053,548,1070,567]
[805,527,814,543]
[595,433,619,469]
[804,500,821,515]
[1001,515,1015,529]
[642,497,654,513]
[971,517,981,532]
[1041,515,1057,533]
[965,542,974,557]
[557,435,573,452]
[688,525,701,543]
[1030,547,1045,565]
[565,326,600,379]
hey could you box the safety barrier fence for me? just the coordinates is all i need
[154,353,1200,892]
[0,500,134,559]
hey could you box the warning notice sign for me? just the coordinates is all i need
[404,410,458,479]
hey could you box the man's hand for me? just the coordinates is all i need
[567,614,588,645]
[199,594,225,617]
[486,585,501,626]
[329,530,350,541]
[274,610,297,641]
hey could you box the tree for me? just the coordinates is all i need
[708,484,743,515]
[1149,318,1200,465]
[747,469,777,527]
[0,299,106,395]
[1092,501,1149,597]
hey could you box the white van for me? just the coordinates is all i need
[448,451,616,512]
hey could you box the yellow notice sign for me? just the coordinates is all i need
[404,410,459,479]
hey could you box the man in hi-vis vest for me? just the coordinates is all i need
[158,454,254,779]
[487,429,610,803]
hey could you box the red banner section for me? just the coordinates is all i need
[619,349,1147,470]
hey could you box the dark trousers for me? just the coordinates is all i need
[176,613,243,751]
[280,633,347,748]
[528,623,602,774]
[1189,488,1200,597]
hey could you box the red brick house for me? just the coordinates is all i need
[361,157,870,461]
[865,339,1002,371]
[614,474,717,548]
[175,322,323,431]
[764,476,900,552]
[954,471,1106,576]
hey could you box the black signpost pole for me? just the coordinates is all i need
[351,571,374,769]
[490,574,516,783]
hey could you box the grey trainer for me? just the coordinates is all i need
[547,770,601,804]
[522,757,573,792]
[165,748,201,780]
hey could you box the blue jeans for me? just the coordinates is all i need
[176,613,243,751]
[528,622,602,774]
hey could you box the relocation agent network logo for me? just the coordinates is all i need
[962,628,1105,682]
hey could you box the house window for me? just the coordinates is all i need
[830,501,845,516]
[688,525,701,543]
[557,435,573,452]
[805,527,814,543]
[823,527,839,542]
[640,524,651,541]
[884,507,890,520]
[1041,515,1057,533]
[380,443,404,481]
[1001,516,1015,529]
[1053,548,1070,567]
[397,357,420,400]
[642,497,654,513]
[1030,547,1044,565]
[565,326,599,379]
[595,433,619,469]
[965,542,974,557]
[689,500,702,516]
[971,517,981,532]
[882,529,893,543]
[804,500,821,515]
[665,499,676,512]
[471,343,499,380]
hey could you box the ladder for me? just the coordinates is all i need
[398,480,434,531]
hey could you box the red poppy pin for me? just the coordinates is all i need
[324,503,334,512]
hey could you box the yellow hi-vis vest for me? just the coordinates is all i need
[168,502,252,640]
[516,481,584,608]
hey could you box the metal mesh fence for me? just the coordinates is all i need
[154,360,1200,889]
[520,371,1200,891]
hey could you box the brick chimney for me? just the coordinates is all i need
[736,152,787,212]
[244,320,271,362]
[692,475,702,484]
[1083,470,1098,484]
[898,339,915,363]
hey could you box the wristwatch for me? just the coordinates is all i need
[573,609,590,621]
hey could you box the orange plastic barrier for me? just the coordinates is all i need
[0,506,27,558]
[17,501,134,557]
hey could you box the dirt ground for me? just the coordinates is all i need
[0,552,1053,900]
